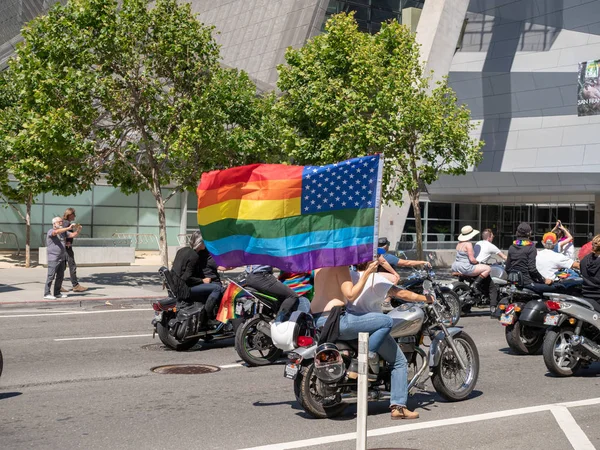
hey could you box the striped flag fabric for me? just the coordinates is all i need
[215,282,245,323]
[196,154,383,272]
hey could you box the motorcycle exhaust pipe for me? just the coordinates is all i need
[571,335,600,360]
[256,319,272,337]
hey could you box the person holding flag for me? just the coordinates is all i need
[196,154,429,419]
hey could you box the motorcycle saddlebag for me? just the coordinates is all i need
[518,299,550,328]
[169,303,205,340]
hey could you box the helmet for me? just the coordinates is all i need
[270,311,314,351]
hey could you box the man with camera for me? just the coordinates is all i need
[44,217,76,300]
[61,208,87,293]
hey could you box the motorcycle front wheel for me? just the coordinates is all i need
[156,322,201,351]
[438,290,461,326]
[543,327,582,377]
[431,331,479,401]
[505,322,544,355]
[234,316,282,367]
[297,364,347,419]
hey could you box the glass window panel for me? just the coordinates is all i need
[575,206,589,224]
[92,186,137,207]
[186,191,198,211]
[346,5,369,20]
[557,207,570,223]
[373,0,401,10]
[455,204,479,222]
[428,220,452,234]
[575,223,590,234]
[428,202,452,220]
[406,202,424,219]
[348,0,370,5]
[371,9,399,22]
[535,206,551,223]
[44,190,93,207]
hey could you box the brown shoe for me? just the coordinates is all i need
[390,405,419,420]
[72,284,88,292]
[60,287,69,293]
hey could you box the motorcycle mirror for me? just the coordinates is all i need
[427,253,435,262]
[423,280,433,291]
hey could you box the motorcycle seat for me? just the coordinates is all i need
[157,297,177,309]
[451,271,476,279]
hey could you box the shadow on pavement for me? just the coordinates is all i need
[543,362,600,378]
[79,272,163,287]
[0,252,39,268]
[0,392,23,400]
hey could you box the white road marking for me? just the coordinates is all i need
[240,397,600,450]
[0,309,150,318]
[550,406,595,450]
[54,334,153,341]
[219,363,244,369]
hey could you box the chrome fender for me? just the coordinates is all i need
[294,344,317,360]
[429,327,463,367]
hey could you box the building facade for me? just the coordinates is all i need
[1,0,599,252]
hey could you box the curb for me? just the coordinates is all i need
[0,295,165,308]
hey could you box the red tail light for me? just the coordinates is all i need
[546,301,562,311]
[506,304,515,313]
[152,303,161,311]
[297,336,314,347]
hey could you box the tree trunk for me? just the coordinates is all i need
[25,194,32,268]
[410,192,423,261]
[151,179,169,268]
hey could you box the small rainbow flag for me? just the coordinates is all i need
[216,282,245,323]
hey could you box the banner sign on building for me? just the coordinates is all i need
[577,59,600,116]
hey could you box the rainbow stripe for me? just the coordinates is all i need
[197,155,383,272]
[216,282,245,323]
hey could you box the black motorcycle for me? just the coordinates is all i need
[399,267,461,326]
[450,263,508,315]
[496,273,583,355]
[151,267,240,351]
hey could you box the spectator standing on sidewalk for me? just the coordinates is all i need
[61,208,87,292]
[44,217,75,300]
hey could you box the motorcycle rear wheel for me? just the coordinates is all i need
[505,322,544,355]
[543,327,582,377]
[453,286,473,316]
[297,364,347,419]
[234,316,282,367]
[431,331,479,402]
[156,322,201,351]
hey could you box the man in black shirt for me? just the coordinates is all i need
[580,235,600,302]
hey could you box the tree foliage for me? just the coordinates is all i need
[276,13,483,257]
[3,0,273,266]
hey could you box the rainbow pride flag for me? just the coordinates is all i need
[216,282,245,323]
[197,155,383,272]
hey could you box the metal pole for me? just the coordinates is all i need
[356,332,369,450]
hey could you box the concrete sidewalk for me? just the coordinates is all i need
[0,264,167,307]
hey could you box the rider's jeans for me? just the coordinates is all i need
[190,283,223,317]
[316,311,409,407]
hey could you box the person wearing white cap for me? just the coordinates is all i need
[451,225,491,294]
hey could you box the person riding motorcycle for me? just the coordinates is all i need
[536,232,580,281]
[579,234,600,303]
[473,229,506,313]
[452,226,492,296]
[171,231,224,321]
[310,261,433,420]
[245,265,309,321]
[505,223,553,293]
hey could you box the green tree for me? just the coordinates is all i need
[6,0,270,267]
[276,13,483,258]
[0,70,96,267]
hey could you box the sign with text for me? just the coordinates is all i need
[577,59,600,116]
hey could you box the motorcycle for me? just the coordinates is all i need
[397,266,461,326]
[497,274,583,355]
[542,292,600,377]
[286,281,480,419]
[450,263,508,315]
[151,267,242,351]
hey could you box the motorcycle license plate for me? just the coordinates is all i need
[284,363,299,380]
[544,314,559,326]
[500,313,515,325]
[154,311,163,322]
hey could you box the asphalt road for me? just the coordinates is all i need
[0,303,599,450]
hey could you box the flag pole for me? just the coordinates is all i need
[373,154,384,261]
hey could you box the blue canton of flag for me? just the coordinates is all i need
[301,155,380,214]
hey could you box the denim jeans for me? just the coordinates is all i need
[316,311,409,407]
[190,283,223,318]
[276,296,310,322]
